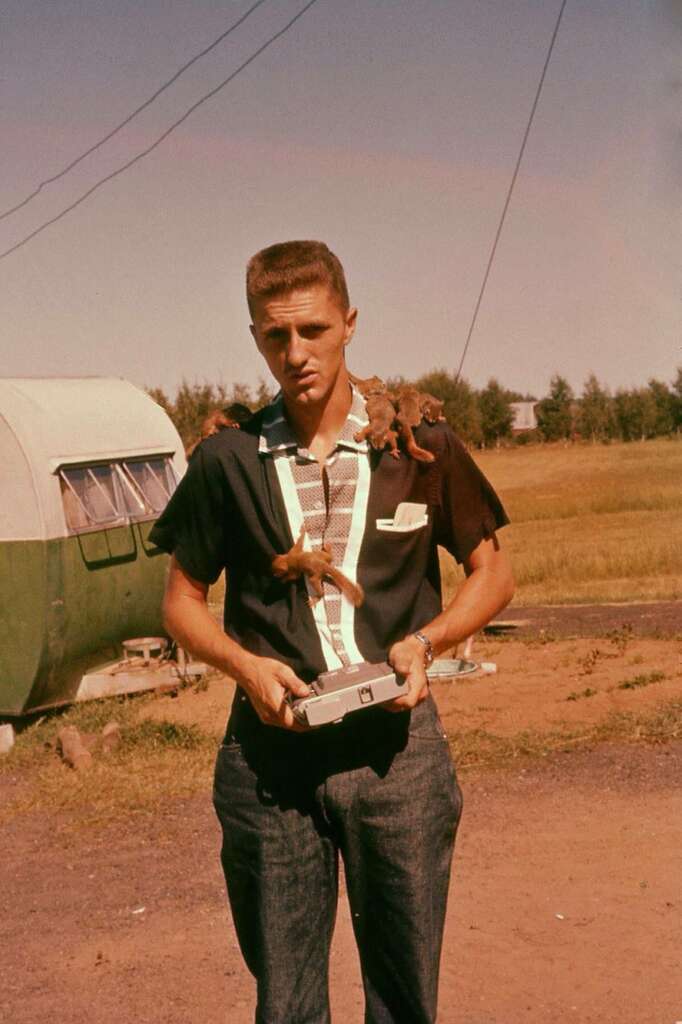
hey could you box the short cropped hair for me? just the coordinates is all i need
[246,240,350,315]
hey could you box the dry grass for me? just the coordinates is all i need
[3,687,681,824]
[0,694,215,825]
[441,437,682,606]
[450,698,682,771]
[3,439,680,824]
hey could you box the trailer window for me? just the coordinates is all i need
[120,457,176,517]
[59,456,178,533]
[59,465,123,530]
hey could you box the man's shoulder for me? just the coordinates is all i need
[413,419,459,456]
[189,407,266,464]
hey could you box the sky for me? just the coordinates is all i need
[1,0,680,401]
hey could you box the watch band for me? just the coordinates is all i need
[412,630,434,666]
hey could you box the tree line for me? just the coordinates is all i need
[149,367,682,451]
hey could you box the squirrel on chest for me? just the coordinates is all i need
[271,372,445,602]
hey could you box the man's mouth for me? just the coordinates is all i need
[288,369,317,385]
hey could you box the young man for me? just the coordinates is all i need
[150,240,514,1024]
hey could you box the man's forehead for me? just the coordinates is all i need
[252,285,345,325]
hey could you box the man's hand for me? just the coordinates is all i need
[162,556,311,733]
[385,636,430,712]
[240,655,312,731]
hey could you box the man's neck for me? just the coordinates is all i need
[283,369,352,464]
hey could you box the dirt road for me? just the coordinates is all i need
[3,739,681,1024]
[3,603,681,1023]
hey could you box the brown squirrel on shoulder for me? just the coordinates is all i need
[349,373,402,458]
[393,385,436,463]
[272,528,364,607]
[349,373,444,463]
[419,391,445,425]
[185,403,252,457]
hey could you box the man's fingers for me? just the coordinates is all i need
[277,665,311,699]
[254,694,307,732]
[278,702,308,732]
[385,672,429,712]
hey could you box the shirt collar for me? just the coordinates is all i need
[258,385,369,457]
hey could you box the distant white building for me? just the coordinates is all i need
[510,401,538,433]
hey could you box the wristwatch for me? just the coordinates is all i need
[412,630,434,667]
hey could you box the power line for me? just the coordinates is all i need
[0,0,321,263]
[454,0,568,382]
[0,0,270,222]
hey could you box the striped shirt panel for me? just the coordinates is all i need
[259,387,369,668]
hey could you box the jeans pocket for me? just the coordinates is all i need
[219,739,243,754]
[407,694,448,741]
[213,740,246,809]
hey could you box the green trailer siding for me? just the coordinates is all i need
[0,522,169,715]
[0,537,46,715]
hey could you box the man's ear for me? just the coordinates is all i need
[344,306,358,347]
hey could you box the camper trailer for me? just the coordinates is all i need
[0,377,186,717]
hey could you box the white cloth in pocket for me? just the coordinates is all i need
[376,502,428,534]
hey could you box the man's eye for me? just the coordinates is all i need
[301,325,326,339]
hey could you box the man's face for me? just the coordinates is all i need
[250,284,357,408]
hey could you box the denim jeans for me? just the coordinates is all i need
[213,693,463,1024]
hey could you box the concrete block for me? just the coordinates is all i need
[0,723,15,755]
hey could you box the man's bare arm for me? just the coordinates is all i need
[162,555,310,729]
[387,533,514,710]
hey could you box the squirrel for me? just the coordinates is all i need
[349,373,438,463]
[185,403,252,457]
[349,373,400,458]
[353,392,401,458]
[393,385,436,463]
[271,528,364,607]
[419,391,445,425]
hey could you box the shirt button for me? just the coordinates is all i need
[314,501,323,510]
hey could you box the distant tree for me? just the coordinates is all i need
[535,375,574,441]
[147,379,276,450]
[505,389,538,402]
[253,378,276,408]
[170,381,227,448]
[646,378,674,436]
[478,378,514,446]
[414,368,482,445]
[147,386,172,415]
[578,373,615,442]
[229,381,256,409]
[613,388,659,441]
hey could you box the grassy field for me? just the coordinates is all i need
[2,437,681,822]
[3,685,681,823]
[1,692,216,825]
[441,437,682,606]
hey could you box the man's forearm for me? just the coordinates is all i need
[162,591,256,686]
[417,551,515,655]
[161,559,309,729]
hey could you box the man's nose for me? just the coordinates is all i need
[285,330,307,368]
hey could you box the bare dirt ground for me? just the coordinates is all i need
[2,603,681,1024]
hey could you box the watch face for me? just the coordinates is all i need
[414,632,433,664]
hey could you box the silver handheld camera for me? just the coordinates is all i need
[290,661,407,727]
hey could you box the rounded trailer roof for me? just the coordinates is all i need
[0,377,182,467]
[0,377,185,541]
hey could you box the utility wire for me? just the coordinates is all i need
[454,0,568,381]
[0,0,321,263]
[0,0,270,222]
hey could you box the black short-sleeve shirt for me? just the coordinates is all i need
[150,392,509,684]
